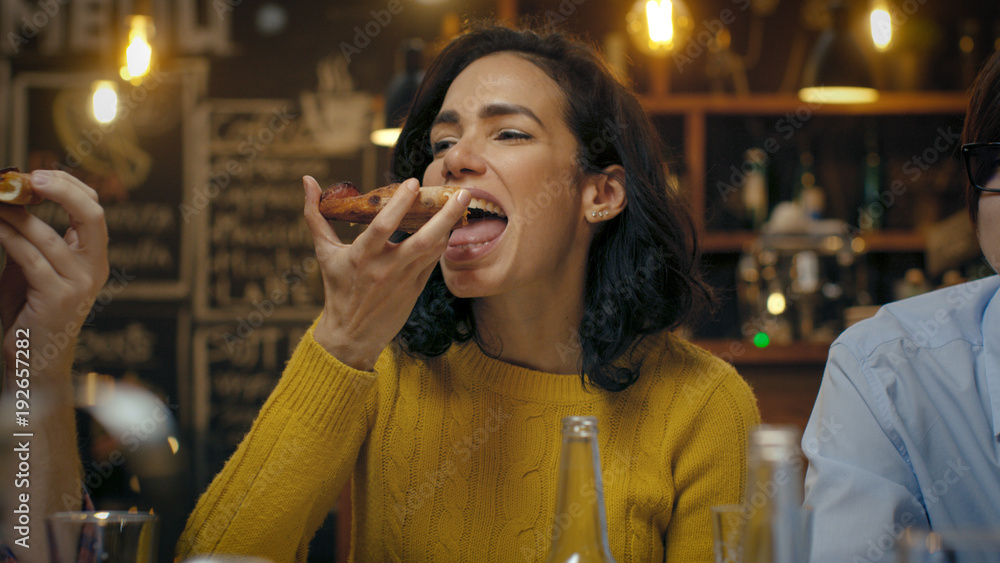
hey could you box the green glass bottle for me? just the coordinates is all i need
[544,416,616,563]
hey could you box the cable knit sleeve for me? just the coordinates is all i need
[664,354,760,562]
[176,324,378,563]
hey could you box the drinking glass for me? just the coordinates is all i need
[896,527,1000,563]
[712,504,746,563]
[48,511,159,563]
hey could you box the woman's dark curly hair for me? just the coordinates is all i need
[389,23,712,391]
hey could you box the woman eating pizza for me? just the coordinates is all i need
[178,23,760,562]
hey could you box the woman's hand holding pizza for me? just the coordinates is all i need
[302,175,470,371]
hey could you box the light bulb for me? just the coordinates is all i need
[646,1,674,44]
[121,15,154,83]
[626,0,691,57]
[870,6,891,51]
[92,81,118,124]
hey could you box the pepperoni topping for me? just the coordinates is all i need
[320,181,360,201]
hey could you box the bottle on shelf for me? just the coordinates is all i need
[743,147,769,230]
[795,147,824,220]
[544,416,616,563]
[742,424,810,563]
[859,124,883,232]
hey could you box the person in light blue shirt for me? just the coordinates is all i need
[802,48,1000,563]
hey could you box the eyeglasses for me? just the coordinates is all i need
[962,143,1000,192]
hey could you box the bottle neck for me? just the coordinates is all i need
[546,432,615,562]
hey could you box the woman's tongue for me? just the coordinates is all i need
[448,218,506,248]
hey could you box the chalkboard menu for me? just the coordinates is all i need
[73,303,188,408]
[10,63,206,299]
[193,99,372,321]
[191,322,308,481]
[191,98,373,484]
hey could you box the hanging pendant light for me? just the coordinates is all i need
[626,0,693,57]
[799,0,879,104]
[119,0,155,85]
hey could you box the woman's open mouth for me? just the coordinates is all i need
[446,196,507,259]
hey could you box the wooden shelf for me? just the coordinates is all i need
[700,229,927,254]
[859,230,927,252]
[701,231,755,253]
[694,338,832,365]
[651,92,968,236]
[640,92,968,116]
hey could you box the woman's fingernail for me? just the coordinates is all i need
[457,189,472,205]
[31,170,52,187]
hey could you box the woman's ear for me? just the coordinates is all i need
[583,165,627,223]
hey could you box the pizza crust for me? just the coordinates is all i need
[0,169,42,206]
[319,183,466,232]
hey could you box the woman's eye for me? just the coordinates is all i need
[497,130,531,141]
[431,139,454,155]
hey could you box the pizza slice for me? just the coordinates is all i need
[318,181,469,233]
[0,168,43,206]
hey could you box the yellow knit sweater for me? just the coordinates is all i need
[177,326,759,562]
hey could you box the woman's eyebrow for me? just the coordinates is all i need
[431,109,459,128]
[431,103,544,128]
[479,102,543,126]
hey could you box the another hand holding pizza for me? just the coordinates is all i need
[302,175,471,371]
[0,169,108,562]
[0,169,110,380]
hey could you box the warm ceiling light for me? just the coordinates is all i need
[626,0,692,57]
[121,14,154,84]
[92,80,118,124]
[799,86,879,104]
[646,1,674,44]
[870,1,891,51]
[799,1,879,104]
